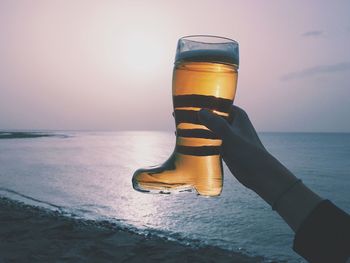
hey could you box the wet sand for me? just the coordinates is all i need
[0,197,265,263]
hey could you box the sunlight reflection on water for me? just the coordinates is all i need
[0,131,349,263]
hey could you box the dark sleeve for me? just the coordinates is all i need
[293,200,350,263]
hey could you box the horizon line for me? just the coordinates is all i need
[1,129,350,134]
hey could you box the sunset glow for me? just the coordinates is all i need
[0,0,349,131]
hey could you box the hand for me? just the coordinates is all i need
[198,106,322,231]
[198,106,293,199]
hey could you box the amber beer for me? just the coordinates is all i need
[133,36,239,196]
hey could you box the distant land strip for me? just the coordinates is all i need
[0,132,67,139]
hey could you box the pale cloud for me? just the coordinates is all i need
[281,62,350,81]
[301,30,323,37]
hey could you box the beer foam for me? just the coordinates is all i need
[175,49,239,67]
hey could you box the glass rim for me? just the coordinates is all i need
[179,35,238,45]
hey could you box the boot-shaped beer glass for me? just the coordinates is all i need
[133,35,239,196]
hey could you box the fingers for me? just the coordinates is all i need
[198,109,232,140]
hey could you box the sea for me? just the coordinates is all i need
[0,131,349,262]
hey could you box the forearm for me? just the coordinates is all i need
[274,181,323,232]
[251,151,323,232]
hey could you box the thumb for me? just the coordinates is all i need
[198,109,231,140]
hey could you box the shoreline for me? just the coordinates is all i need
[0,197,265,263]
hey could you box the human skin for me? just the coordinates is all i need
[198,107,323,232]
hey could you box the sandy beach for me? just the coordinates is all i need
[0,197,265,263]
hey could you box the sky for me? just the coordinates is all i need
[0,0,349,132]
